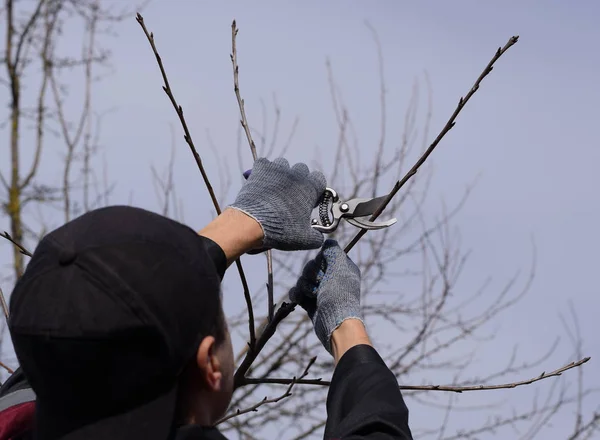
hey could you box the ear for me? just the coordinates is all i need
[196,336,223,392]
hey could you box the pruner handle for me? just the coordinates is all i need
[311,188,342,233]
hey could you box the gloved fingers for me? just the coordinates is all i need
[272,157,290,169]
[309,170,327,198]
[321,239,343,262]
[288,286,303,303]
[297,257,323,295]
[347,255,361,278]
[303,228,325,250]
[322,239,358,271]
[291,162,310,177]
[313,252,327,285]
[288,286,317,316]
[319,239,361,279]
[247,157,270,178]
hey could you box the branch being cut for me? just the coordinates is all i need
[135,13,256,349]
[233,36,521,392]
[231,20,275,325]
[345,36,520,253]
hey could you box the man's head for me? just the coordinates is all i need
[177,303,235,427]
[8,206,234,439]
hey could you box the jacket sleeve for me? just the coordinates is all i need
[197,235,227,281]
[324,345,413,439]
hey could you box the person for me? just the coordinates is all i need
[0,158,413,439]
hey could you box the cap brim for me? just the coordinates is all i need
[35,382,178,440]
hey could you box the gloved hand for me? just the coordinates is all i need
[229,157,327,251]
[289,239,363,353]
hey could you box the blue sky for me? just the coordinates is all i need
[1,1,599,438]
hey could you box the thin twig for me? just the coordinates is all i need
[136,14,256,348]
[0,285,9,319]
[13,0,45,71]
[231,21,257,160]
[19,0,56,192]
[136,14,220,213]
[241,356,590,393]
[568,412,600,440]
[0,360,14,375]
[345,36,520,253]
[219,356,317,424]
[1,231,33,257]
[231,20,275,324]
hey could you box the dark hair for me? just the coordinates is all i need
[175,298,228,422]
[208,299,227,346]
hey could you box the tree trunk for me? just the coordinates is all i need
[9,84,24,278]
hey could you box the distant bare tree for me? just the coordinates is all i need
[0,0,139,374]
[0,0,132,280]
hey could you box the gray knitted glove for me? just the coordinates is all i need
[229,157,327,251]
[289,239,363,353]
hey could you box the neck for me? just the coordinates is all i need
[177,388,215,427]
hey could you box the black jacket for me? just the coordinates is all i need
[1,345,412,439]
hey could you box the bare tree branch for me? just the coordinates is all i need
[344,36,520,253]
[364,20,387,199]
[218,356,316,425]
[231,20,275,325]
[12,0,45,72]
[0,284,9,319]
[234,302,296,389]
[135,13,256,349]
[568,413,600,440]
[1,231,33,257]
[19,0,57,191]
[240,356,590,393]
[231,21,258,160]
[49,0,96,222]
[0,359,13,375]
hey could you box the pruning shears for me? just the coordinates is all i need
[243,169,397,234]
[311,187,396,233]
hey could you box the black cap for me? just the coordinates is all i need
[8,206,226,440]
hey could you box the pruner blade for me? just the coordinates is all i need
[345,216,397,230]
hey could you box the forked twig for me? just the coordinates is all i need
[1,231,33,257]
[345,36,520,253]
[135,13,256,348]
[219,356,317,424]
[234,302,296,389]
[241,356,591,393]
[231,20,275,324]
